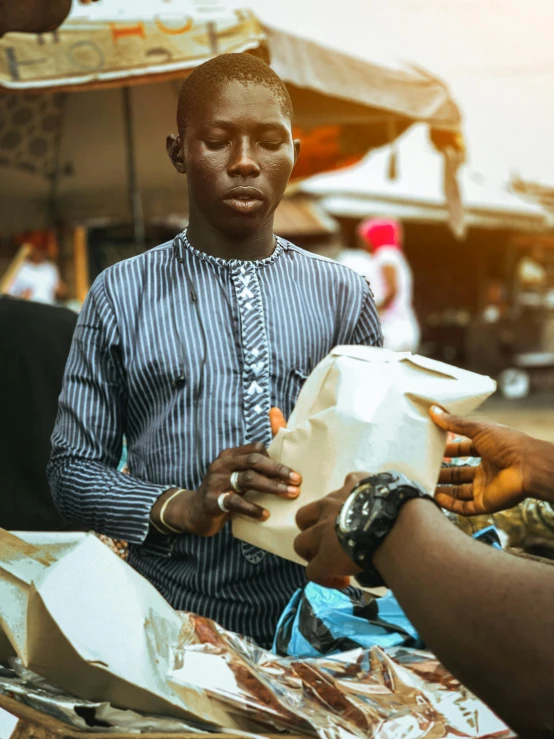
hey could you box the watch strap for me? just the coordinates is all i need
[336,472,441,588]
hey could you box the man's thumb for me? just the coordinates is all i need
[429,405,475,437]
[270,407,287,436]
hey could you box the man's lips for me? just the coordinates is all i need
[223,186,265,215]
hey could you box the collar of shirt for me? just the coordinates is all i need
[173,231,287,271]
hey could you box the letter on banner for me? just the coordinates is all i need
[4,47,47,81]
[154,15,193,35]
[67,41,105,70]
[146,48,173,63]
[110,23,146,42]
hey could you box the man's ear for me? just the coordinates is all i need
[166,134,186,174]
[293,138,301,166]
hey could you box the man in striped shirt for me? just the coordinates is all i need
[48,53,382,648]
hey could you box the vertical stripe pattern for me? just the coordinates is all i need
[48,233,382,647]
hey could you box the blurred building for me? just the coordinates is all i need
[301,125,552,378]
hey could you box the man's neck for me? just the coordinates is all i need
[186,218,276,262]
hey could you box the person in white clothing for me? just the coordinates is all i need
[335,245,374,282]
[354,218,420,353]
[9,244,64,305]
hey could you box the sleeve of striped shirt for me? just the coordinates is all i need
[352,280,384,347]
[47,274,168,544]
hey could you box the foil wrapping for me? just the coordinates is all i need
[169,613,514,739]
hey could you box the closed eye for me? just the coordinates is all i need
[204,140,228,150]
[260,141,284,150]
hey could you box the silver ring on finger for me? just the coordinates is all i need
[217,492,232,513]
[230,470,243,494]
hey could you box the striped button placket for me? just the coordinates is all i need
[230,261,272,564]
[231,262,272,447]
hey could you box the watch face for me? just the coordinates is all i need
[339,487,373,533]
[338,491,359,533]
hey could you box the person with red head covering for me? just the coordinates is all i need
[352,218,420,352]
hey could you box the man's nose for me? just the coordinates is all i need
[228,138,260,177]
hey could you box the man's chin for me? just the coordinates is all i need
[216,213,272,239]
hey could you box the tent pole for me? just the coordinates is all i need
[122,86,145,248]
[73,226,89,303]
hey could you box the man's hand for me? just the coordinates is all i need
[153,442,301,537]
[431,405,538,515]
[294,472,367,589]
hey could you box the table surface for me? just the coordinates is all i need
[0,693,301,739]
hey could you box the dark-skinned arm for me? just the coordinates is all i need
[294,408,554,738]
[373,499,554,739]
[295,485,554,738]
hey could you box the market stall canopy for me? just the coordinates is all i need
[0,0,463,234]
[264,21,461,140]
[0,2,265,89]
[0,1,461,127]
[300,125,548,234]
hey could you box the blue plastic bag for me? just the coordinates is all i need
[274,525,502,658]
[273,584,421,657]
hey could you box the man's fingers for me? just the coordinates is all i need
[434,490,479,516]
[435,482,474,501]
[233,470,300,498]
[218,493,269,521]
[438,466,476,485]
[230,453,301,485]
[444,440,479,459]
[217,443,302,484]
[220,442,269,458]
[296,501,322,531]
[304,547,358,589]
[305,567,351,590]
[294,528,320,563]
[430,406,479,439]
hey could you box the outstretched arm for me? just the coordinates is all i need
[295,473,554,738]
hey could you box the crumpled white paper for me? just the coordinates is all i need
[0,530,236,728]
[233,346,496,564]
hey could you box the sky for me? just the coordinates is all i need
[228,0,554,188]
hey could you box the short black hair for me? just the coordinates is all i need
[177,53,293,137]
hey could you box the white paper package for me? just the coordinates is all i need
[233,346,496,564]
[0,529,237,728]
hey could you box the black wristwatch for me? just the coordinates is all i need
[335,471,440,588]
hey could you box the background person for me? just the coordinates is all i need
[294,408,554,738]
[356,217,420,352]
[0,296,77,530]
[8,234,66,305]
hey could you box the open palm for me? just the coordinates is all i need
[431,408,531,516]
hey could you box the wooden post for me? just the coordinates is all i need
[46,228,59,262]
[73,227,89,303]
[122,86,145,248]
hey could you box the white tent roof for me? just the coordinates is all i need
[300,125,547,231]
[233,0,554,189]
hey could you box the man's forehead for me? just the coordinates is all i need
[188,80,290,127]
